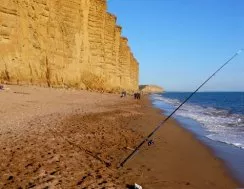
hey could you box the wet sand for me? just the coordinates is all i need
[0,85,240,188]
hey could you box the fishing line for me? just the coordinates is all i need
[119,49,243,168]
[48,126,112,167]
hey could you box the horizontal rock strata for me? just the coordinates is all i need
[0,0,139,91]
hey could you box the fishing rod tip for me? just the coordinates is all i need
[237,49,243,54]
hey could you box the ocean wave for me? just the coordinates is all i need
[151,94,244,149]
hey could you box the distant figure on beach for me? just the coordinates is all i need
[121,91,127,98]
[0,85,4,90]
[134,92,141,100]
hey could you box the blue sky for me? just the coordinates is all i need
[108,0,244,91]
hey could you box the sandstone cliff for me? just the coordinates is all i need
[139,85,164,93]
[0,0,139,91]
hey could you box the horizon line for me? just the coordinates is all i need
[163,91,244,93]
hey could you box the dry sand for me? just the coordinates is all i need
[0,85,240,188]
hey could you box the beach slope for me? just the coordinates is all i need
[0,85,239,188]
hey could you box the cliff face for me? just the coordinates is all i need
[0,0,139,91]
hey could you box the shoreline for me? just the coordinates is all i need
[174,121,243,186]
[0,86,240,188]
[150,94,244,186]
[173,115,244,186]
[123,96,240,188]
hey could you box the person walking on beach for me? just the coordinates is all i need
[134,92,141,99]
[121,90,127,98]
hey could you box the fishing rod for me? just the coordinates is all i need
[119,49,243,168]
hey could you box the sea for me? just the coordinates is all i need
[151,92,244,185]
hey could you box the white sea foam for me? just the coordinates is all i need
[151,94,244,149]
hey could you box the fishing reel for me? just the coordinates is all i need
[147,139,154,146]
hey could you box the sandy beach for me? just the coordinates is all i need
[0,85,240,188]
